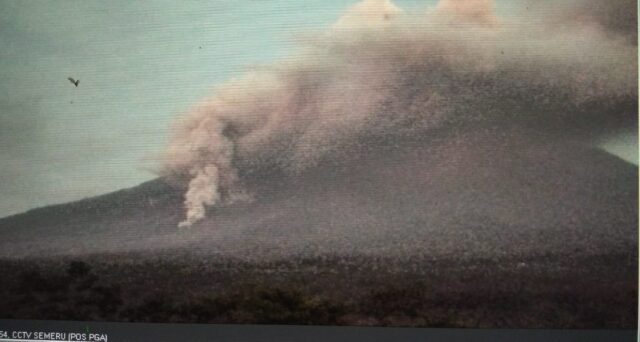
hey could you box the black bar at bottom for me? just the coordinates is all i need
[0,319,636,342]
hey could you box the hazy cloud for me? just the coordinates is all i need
[163,0,637,227]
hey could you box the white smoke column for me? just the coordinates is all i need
[163,0,637,228]
[167,97,255,227]
[179,166,220,228]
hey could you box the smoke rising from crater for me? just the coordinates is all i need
[163,0,637,227]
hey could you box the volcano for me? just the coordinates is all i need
[0,130,636,261]
[0,129,637,327]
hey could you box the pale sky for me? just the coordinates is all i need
[0,0,636,218]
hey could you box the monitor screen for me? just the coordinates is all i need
[0,1,637,341]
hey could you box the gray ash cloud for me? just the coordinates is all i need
[162,0,637,227]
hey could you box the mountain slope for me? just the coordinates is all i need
[0,132,637,260]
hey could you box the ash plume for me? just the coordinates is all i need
[162,0,637,227]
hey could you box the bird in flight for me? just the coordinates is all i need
[68,77,80,87]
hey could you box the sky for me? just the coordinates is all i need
[0,0,637,218]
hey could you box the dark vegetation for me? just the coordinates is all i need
[0,252,636,328]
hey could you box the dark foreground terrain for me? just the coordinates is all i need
[0,250,636,328]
